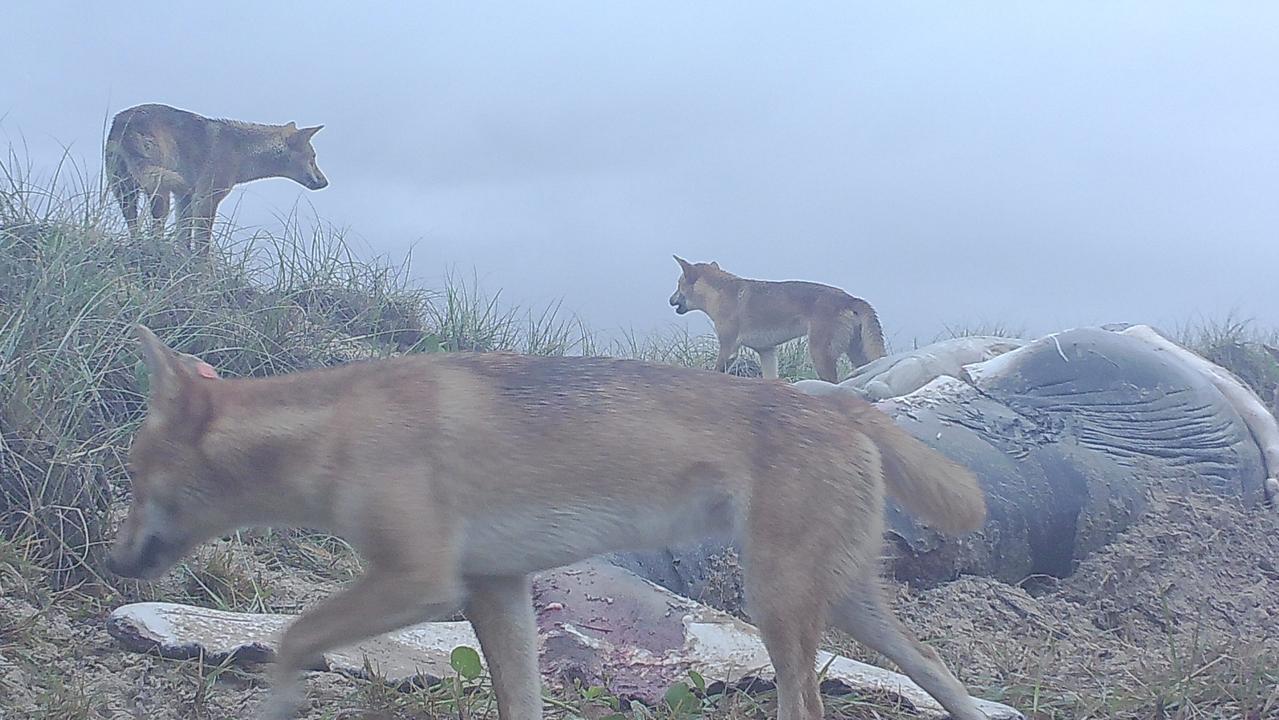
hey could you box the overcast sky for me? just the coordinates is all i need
[4,2,1278,348]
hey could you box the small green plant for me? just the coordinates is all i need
[663,670,725,718]
[449,645,484,681]
[569,681,625,719]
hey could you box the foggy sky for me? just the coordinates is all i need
[4,2,1278,349]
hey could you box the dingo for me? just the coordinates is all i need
[107,326,988,720]
[105,103,327,251]
[669,257,886,382]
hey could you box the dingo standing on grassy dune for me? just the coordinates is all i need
[669,256,887,382]
[107,325,990,720]
[104,103,328,252]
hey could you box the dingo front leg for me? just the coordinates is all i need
[260,567,464,720]
[466,574,542,720]
[714,326,741,374]
[758,346,779,379]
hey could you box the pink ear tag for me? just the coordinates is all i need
[195,362,220,380]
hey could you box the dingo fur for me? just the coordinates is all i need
[669,257,887,383]
[107,325,989,720]
[105,103,328,252]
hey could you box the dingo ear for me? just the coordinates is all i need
[708,261,720,269]
[134,325,176,375]
[133,325,219,404]
[283,121,298,132]
[134,324,182,403]
[295,125,323,142]
[674,255,694,275]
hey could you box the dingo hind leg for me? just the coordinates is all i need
[173,193,195,251]
[147,191,170,238]
[744,458,864,720]
[746,546,830,720]
[106,157,143,238]
[830,570,985,720]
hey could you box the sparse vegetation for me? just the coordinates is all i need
[2,156,1278,720]
[936,320,1028,343]
[1177,314,1279,415]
